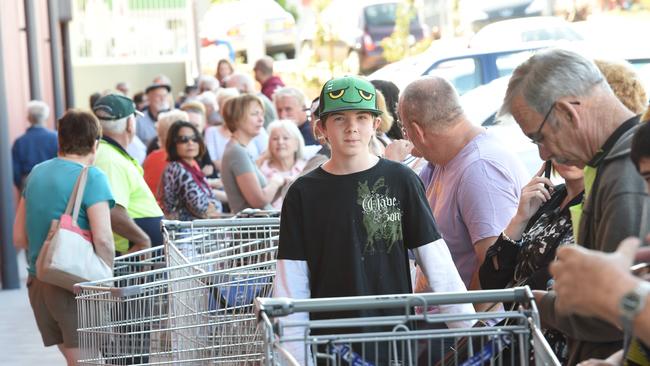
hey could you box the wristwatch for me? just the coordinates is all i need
[619,281,650,336]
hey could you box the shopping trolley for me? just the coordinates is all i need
[113,246,167,277]
[161,213,280,262]
[75,217,280,365]
[110,214,281,278]
[256,287,561,366]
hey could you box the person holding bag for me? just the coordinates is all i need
[13,110,115,366]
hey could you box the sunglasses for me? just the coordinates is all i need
[176,135,199,144]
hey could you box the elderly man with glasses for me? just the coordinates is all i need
[500,48,647,364]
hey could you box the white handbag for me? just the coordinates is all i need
[36,166,112,291]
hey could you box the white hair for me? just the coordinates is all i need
[225,73,255,93]
[99,115,130,134]
[27,100,50,125]
[267,119,305,160]
[273,87,306,108]
[197,75,220,92]
[216,88,240,111]
[197,91,218,108]
[157,109,189,146]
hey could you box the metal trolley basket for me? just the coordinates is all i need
[111,214,281,278]
[75,216,280,365]
[161,214,280,263]
[256,287,561,366]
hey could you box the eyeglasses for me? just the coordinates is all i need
[528,101,580,145]
[176,135,199,144]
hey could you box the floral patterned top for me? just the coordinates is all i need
[480,184,584,291]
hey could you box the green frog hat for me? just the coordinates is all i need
[318,76,383,118]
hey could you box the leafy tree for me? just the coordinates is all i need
[380,1,431,63]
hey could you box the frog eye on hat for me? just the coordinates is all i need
[358,88,373,101]
[328,88,346,99]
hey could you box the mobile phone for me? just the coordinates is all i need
[542,160,552,190]
[631,262,650,277]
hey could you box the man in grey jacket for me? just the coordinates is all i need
[500,48,647,364]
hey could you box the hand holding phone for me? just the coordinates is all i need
[543,160,552,190]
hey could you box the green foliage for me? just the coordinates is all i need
[379,1,430,63]
[275,0,299,20]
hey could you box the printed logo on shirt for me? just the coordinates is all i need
[357,177,403,254]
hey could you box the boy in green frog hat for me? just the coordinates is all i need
[273,76,474,364]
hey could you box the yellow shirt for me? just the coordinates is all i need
[569,165,597,243]
[95,139,162,252]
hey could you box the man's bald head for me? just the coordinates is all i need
[254,56,274,76]
[400,76,464,131]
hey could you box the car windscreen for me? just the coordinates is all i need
[363,3,417,27]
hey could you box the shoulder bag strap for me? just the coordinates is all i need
[64,166,89,225]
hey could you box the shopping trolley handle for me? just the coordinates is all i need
[256,287,535,317]
[256,297,296,317]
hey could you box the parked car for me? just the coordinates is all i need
[369,41,551,95]
[200,0,297,62]
[460,53,650,177]
[460,0,548,32]
[308,0,429,75]
[468,16,583,49]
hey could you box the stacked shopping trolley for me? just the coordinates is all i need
[75,211,560,366]
[74,213,280,365]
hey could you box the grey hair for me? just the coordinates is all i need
[225,73,255,93]
[500,48,607,117]
[400,76,464,131]
[198,75,219,92]
[26,100,50,125]
[267,119,305,160]
[157,109,189,146]
[197,91,218,108]
[273,87,306,108]
[216,87,240,111]
[99,115,130,134]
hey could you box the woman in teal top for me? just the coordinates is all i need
[13,110,115,366]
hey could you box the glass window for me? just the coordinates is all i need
[496,51,534,78]
[427,58,480,95]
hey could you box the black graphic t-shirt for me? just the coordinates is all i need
[278,158,440,320]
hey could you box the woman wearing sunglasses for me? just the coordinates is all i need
[161,121,221,220]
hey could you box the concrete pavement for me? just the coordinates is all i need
[0,251,65,365]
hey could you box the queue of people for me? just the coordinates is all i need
[10,50,650,366]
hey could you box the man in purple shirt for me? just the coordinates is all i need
[399,76,528,290]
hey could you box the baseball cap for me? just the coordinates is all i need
[92,94,143,120]
[318,76,382,117]
[145,83,171,94]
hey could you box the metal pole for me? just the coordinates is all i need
[47,0,65,119]
[0,11,20,290]
[191,0,201,78]
[60,21,74,109]
[24,0,42,101]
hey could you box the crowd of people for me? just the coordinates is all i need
[10,49,650,365]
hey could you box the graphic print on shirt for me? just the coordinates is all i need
[357,177,403,254]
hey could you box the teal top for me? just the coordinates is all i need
[23,158,115,275]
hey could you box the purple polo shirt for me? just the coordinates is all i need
[420,131,528,287]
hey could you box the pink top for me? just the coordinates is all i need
[259,158,307,209]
